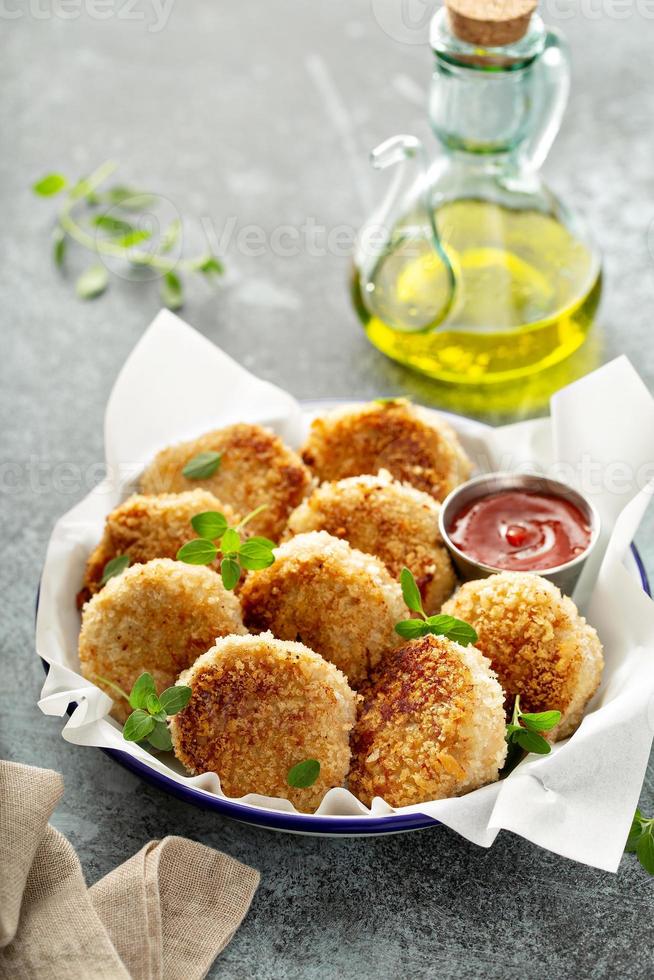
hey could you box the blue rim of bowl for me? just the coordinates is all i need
[36,544,650,836]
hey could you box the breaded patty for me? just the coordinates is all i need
[284,470,456,614]
[301,399,471,502]
[240,531,408,687]
[348,634,506,808]
[442,572,604,740]
[79,490,239,605]
[140,423,313,540]
[79,558,246,723]
[170,633,358,812]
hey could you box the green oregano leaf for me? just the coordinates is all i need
[198,254,223,276]
[160,269,183,310]
[239,537,276,571]
[159,685,192,715]
[637,832,654,875]
[100,554,130,586]
[53,226,67,267]
[123,709,155,742]
[520,710,562,733]
[115,228,152,249]
[128,672,157,710]
[395,619,430,640]
[400,567,424,616]
[147,720,173,752]
[190,511,229,539]
[104,186,155,209]
[515,730,551,755]
[625,811,646,853]
[146,693,164,718]
[429,616,478,646]
[177,538,219,565]
[220,528,241,555]
[221,556,241,591]
[76,263,109,299]
[504,695,556,760]
[287,759,321,789]
[182,451,222,479]
[33,173,68,196]
[92,214,135,236]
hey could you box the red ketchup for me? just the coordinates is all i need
[449,490,591,572]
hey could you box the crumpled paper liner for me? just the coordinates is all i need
[36,310,654,871]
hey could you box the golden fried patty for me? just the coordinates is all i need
[78,558,246,723]
[284,471,456,614]
[301,400,471,502]
[170,633,358,813]
[240,531,408,687]
[348,634,506,808]
[140,423,313,540]
[442,572,604,740]
[79,489,239,606]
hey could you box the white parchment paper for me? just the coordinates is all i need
[36,310,654,870]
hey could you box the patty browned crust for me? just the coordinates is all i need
[239,531,408,687]
[140,423,313,540]
[284,471,456,614]
[79,490,239,607]
[348,634,507,808]
[170,633,359,813]
[78,558,246,723]
[442,572,604,740]
[301,400,471,502]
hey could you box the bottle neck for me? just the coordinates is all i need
[429,8,547,162]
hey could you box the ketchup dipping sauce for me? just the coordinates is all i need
[448,489,592,572]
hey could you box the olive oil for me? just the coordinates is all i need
[353,199,601,385]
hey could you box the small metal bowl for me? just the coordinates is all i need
[438,472,601,595]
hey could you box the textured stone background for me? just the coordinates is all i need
[2,2,653,977]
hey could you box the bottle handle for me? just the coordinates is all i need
[354,135,455,334]
[520,29,570,172]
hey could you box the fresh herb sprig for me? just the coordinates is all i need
[625,809,654,875]
[177,504,275,590]
[32,161,223,309]
[94,671,191,752]
[395,568,478,645]
[287,759,321,789]
[505,695,561,759]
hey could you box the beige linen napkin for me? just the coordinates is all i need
[0,760,259,979]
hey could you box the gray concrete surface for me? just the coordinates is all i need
[2,2,654,977]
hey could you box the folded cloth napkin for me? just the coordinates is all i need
[0,760,260,979]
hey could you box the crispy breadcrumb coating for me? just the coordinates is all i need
[79,490,239,606]
[348,634,506,807]
[140,423,313,539]
[170,632,358,812]
[284,470,456,614]
[301,400,471,502]
[240,531,408,687]
[78,558,246,723]
[442,572,604,740]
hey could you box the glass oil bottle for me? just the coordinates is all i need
[352,2,601,393]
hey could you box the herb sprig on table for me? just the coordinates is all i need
[177,505,275,589]
[32,162,223,309]
[94,671,191,752]
[625,809,654,875]
[395,568,478,645]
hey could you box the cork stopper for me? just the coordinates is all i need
[446,0,537,47]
